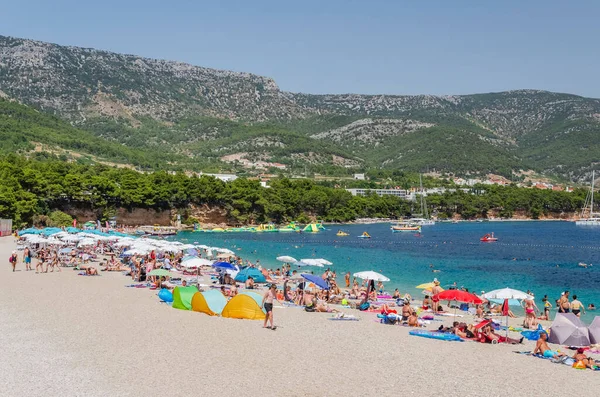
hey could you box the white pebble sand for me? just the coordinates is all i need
[0,237,597,396]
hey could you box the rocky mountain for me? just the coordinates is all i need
[1,34,600,180]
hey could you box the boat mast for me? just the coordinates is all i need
[419,174,428,219]
[592,170,596,215]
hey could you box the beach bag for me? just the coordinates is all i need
[305,305,316,312]
[358,302,370,311]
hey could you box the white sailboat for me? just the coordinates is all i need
[409,174,435,226]
[575,170,600,226]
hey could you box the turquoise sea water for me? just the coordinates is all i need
[170,221,600,322]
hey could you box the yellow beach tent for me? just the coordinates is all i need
[221,292,266,320]
[191,290,227,316]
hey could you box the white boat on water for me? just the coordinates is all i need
[576,170,600,226]
[408,217,435,226]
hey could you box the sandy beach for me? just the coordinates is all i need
[0,236,597,397]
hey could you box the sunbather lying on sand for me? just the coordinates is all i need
[572,348,596,369]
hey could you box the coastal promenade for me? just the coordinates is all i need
[0,236,597,396]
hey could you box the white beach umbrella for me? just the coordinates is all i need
[181,257,212,268]
[78,238,96,247]
[62,235,82,242]
[114,240,134,247]
[315,258,333,266]
[215,247,234,254]
[299,259,325,267]
[277,256,297,263]
[481,288,533,301]
[179,244,197,250]
[125,248,151,256]
[353,271,390,282]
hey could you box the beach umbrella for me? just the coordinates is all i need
[212,261,236,270]
[148,269,174,277]
[353,271,390,282]
[217,252,235,259]
[315,258,333,266]
[78,238,96,247]
[299,259,325,267]
[18,228,41,236]
[482,288,535,343]
[548,313,590,347]
[181,257,212,268]
[301,273,329,290]
[215,247,234,254]
[481,288,533,301]
[58,247,73,254]
[416,282,435,289]
[124,248,150,256]
[433,290,483,305]
[277,256,297,263]
[589,316,600,345]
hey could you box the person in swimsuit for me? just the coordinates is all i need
[431,280,442,313]
[9,251,18,272]
[570,295,585,317]
[262,284,278,329]
[558,291,570,313]
[401,299,414,322]
[533,332,564,358]
[572,348,595,369]
[23,247,32,271]
[541,296,552,321]
[523,299,538,329]
[344,272,350,288]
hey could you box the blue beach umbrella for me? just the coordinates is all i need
[212,261,236,270]
[301,273,329,290]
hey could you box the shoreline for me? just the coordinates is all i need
[2,236,599,396]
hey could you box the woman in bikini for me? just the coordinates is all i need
[523,299,538,329]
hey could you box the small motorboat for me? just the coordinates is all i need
[480,233,498,242]
[578,262,592,268]
[336,230,349,236]
[391,222,421,232]
[358,232,371,239]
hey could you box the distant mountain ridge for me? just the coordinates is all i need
[1,34,600,180]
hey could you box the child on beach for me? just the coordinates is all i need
[9,251,18,272]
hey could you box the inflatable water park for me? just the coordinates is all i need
[196,221,327,234]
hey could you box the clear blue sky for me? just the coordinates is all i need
[2,0,599,97]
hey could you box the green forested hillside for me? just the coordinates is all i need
[2,35,600,180]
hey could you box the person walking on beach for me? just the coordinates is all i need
[9,251,18,272]
[262,284,278,330]
[23,247,32,271]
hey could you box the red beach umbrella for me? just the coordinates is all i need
[432,290,483,305]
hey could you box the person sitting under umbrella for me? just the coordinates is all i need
[481,324,523,344]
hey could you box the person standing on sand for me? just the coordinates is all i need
[262,284,279,330]
[23,247,32,271]
[431,280,442,312]
[9,251,18,272]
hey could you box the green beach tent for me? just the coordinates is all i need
[172,286,199,310]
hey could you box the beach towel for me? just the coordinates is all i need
[329,313,359,321]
